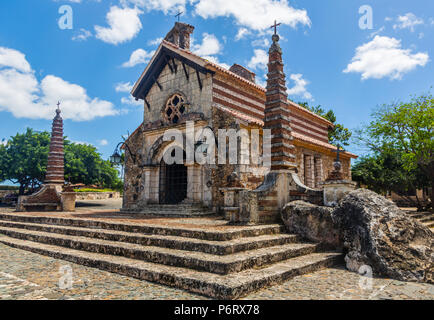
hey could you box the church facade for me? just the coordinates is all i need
[122,22,357,220]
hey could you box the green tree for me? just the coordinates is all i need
[355,92,434,205]
[0,128,50,195]
[352,151,429,208]
[64,141,121,189]
[298,102,352,147]
[0,128,122,194]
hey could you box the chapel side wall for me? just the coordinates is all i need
[144,63,213,123]
[211,73,268,194]
[294,145,352,187]
[123,128,145,209]
[289,104,330,144]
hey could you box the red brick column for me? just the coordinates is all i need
[263,34,296,171]
[304,155,315,188]
[45,108,64,184]
[314,156,323,188]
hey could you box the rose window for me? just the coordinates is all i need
[164,94,186,124]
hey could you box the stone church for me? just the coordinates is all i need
[122,22,357,222]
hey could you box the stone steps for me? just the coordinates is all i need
[409,212,434,220]
[0,220,299,255]
[0,213,343,298]
[0,235,342,299]
[406,211,434,230]
[120,204,215,217]
[0,226,316,275]
[0,214,284,241]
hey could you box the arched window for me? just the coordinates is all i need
[163,93,186,124]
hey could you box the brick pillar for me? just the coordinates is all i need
[314,157,323,188]
[304,155,315,188]
[263,33,296,171]
[45,107,64,184]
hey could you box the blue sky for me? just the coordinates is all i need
[0,0,433,162]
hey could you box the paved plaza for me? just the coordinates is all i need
[0,202,432,300]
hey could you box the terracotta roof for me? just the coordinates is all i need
[213,104,264,126]
[287,101,333,127]
[292,131,357,158]
[161,40,266,92]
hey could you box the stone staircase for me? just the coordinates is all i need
[0,213,342,299]
[406,211,434,230]
[120,204,215,217]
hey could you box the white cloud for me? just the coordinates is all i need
[0,47,31,73]
[0,46,117,121]
[121,96,143,106]
[1,139,7,146]
[122,49,155,68]
[287,74,312,100]
[193,0,310,31]
[393,13,424,32]
[115,82,142,106]
[192,33,222,56]
[72,28,92,41]
[94,6,142,45]
[148,37,163,46]
[202,55,230,70]
[369,26,385,39]
[344,36,429,80]
[115,82,133,93]
[121,0,186,15]
[247,49,268,71]
[235,28,250,41]
[252,38,270,48]
[98,139,108,146]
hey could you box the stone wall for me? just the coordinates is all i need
[294,145,351,187]
[144,63,213,123]
[75,192,121,201]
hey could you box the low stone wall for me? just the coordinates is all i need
[0,190,17,198]
[75,192,121,201]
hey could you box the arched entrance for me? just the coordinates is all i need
[159,148,187,204]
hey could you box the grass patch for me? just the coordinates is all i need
[73,188,117,193]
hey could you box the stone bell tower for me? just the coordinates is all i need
[263,24,297,172]
[45,105,65,184]
[164,22,195,50]
[17,104,76,212]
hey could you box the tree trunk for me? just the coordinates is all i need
[19,184,25,196]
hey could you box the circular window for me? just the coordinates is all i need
[163,94,186,124]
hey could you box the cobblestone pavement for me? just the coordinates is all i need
[0,242,433,300]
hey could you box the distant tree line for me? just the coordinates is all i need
[352,92,433,209]
[0,128,122,195]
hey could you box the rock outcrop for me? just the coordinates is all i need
[282,189,433,283]
[334,189,433,283]
[282,201,342,249]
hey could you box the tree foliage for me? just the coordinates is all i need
[0,128,122,194]
[354,92,434,205]
[297,102,352,147]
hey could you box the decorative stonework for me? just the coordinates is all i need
[45,107,64,184]
[17,106,74,212]
[163,93,187,124]
[263,33,296,171]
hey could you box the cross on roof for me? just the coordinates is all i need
[270,20,281,35]
[175,10,183,22]
[57,101,61,109]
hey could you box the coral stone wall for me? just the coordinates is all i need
[144,63,213,123]
[294,145,352,188]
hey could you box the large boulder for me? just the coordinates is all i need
[282,201,343,249]
[334,189,433,283]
